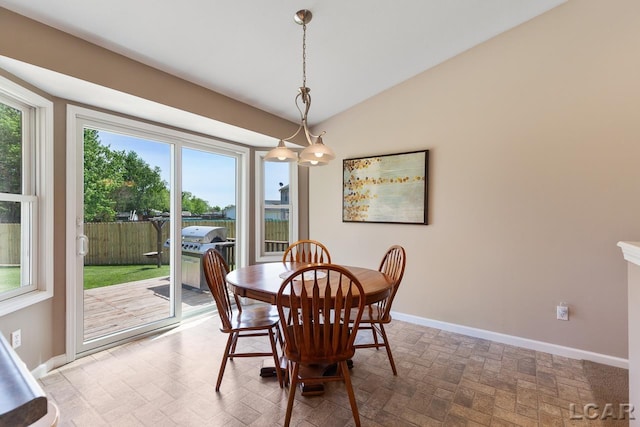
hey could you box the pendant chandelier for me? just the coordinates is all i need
[264,9,335,167]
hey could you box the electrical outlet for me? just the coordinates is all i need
[11,329,21,349]
[556,303,569,321]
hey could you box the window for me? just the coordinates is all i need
[255,152,298,262]
[0,76,53,315]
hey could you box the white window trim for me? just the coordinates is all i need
[255,151,298,262]
[0,76,54,316]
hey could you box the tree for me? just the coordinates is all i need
[181,191,211,216]
[83,131,170,222]
[111,150,169,216]
[83,129,123,222]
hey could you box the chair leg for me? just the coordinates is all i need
[284,359,290,387]
[284,362,300,427]
[378,323,397,375]
[216,333,235,391]
[268,328,284,388]
[276,323,285,354]
[341,360,361,427]
[371,324,380,348]
[229,332,239,359]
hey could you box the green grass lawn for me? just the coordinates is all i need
[83,265,170,289]
[0,266,20,293]
[0,265,170,291]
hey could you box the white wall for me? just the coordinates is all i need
[308,0,640,360]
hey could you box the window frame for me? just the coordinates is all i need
[0,76,54,316]
[255,151,298,262]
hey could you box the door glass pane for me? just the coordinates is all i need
[83,129,172,341]
[263,162,290,253]
[181,147,236,315]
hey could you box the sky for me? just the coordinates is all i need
[97,130,289,209]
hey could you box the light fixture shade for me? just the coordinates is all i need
[264,140,298,162]
[298,154,330,167]
[299,136,336,162]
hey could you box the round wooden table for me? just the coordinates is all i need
[226,262,394,395]
[226,261,393,305]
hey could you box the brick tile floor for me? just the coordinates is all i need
[39,315,625,426]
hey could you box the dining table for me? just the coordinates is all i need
[226,261,393,305]
[225,261,394,395]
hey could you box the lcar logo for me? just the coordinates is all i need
[569,403,635,421]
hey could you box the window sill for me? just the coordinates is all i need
[256,254,285,263]
[0,289,54,317]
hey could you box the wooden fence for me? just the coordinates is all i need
[0,224,20,265]
[0,220,290,266]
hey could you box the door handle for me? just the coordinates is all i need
[78,234,89,256]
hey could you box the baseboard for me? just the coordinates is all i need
[391,311,629,370]
[30,313,627,380]
[31,354,69,379]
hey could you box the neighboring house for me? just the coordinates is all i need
[116,211,139,222]
[279,184,289,204]
[264,200,288,221]
[224,206,236,220]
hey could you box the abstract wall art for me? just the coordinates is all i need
[343,150,428,224]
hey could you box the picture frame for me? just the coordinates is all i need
[343,150,429,224]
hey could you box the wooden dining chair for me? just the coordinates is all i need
[202,248,284,391]
[277,264,366,427]
[353,245,406,375]
[282,239,331,264]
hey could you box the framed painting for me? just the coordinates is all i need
[343,150,428,224]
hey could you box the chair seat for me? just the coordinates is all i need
[360,306,384,323]
[348,305,388,323]
[223,305,280,332]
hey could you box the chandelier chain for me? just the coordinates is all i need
[302,22,307,88]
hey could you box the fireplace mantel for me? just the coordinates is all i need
[618,241,640,266]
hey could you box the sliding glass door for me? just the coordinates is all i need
[68,106,247,356]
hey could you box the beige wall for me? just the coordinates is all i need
[309,0,640,359]
[0,8,304,369]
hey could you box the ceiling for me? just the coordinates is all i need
[0,0,565,142]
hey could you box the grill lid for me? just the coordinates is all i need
[181,226,227,243]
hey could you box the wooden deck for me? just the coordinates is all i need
[83,276,214,341]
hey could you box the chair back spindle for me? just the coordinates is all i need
[202,249,237,331]
[283,239,331,264]
[377,245,406,322]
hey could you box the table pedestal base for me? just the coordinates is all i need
[260,359,354,396]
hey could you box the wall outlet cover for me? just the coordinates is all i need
[556,305,569,321]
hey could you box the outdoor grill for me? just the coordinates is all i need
[164,226,229,290]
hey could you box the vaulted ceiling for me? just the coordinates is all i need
[0,0,565,127]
